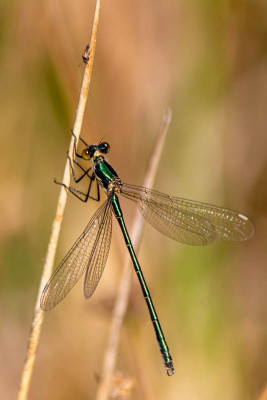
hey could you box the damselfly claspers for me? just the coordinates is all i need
[40,133,254,376]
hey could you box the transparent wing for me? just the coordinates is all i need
[84,197,113,298]
[40,198,112,311]
[121,183,254,245]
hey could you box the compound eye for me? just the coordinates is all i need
[81,148,91,160]
[99,142,110,154]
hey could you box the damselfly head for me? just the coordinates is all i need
[81,142,110,160]
[98,142,110,154]
[82,145,96,160]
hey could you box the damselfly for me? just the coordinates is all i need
[40,132,254,376]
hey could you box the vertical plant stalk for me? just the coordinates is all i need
[96,109,172,400]
[17,2,101,399]
[258,387,267,400]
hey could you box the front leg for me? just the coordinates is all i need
[71,130,89,159]
[67,153,92,183]
[54,173,100,202]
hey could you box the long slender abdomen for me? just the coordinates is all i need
[111,194,175,376]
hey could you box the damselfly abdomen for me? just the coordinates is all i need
[41,133,254,376]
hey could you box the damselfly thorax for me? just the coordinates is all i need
[41,132,254,376]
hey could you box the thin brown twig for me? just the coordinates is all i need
[16,1,101,399]
[96,108,172,400]
[258,386,267,400]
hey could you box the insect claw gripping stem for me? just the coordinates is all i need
[42,136,254,377]
[71,129,89,148]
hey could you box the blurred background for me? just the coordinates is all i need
[1,0,267,399]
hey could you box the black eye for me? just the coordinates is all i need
[82,148,91,160]
[98,142,110,154]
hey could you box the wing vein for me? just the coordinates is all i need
[121,183,254,245]
[40,198,112,310]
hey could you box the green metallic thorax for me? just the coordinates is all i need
[93,157,119,191]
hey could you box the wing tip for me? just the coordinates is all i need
[238,213,255,241]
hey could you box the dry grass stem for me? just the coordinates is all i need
[258,387,267,400]
[96,109,172,400]
[16,1,101,399]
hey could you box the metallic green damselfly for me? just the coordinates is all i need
[40,133,254,376]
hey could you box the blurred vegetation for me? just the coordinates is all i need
[0,1,267,399]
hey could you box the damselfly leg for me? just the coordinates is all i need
[55,134,100,202]
[54,175,100,202]
[42,136,254,376]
